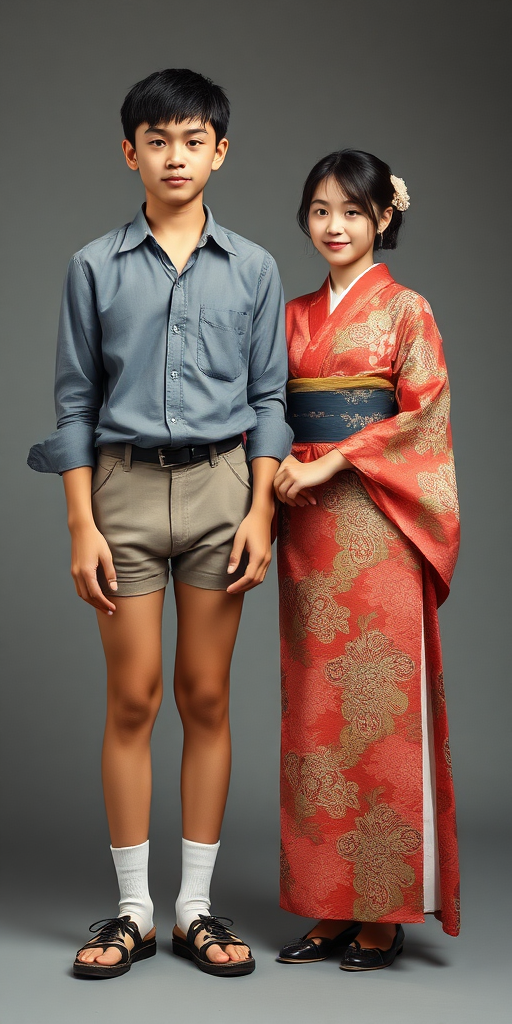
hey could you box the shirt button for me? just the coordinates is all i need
[172,324,180,334]
[170,370,178,380]
[170,417,177,423]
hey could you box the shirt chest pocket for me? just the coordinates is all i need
[197,306,249,382]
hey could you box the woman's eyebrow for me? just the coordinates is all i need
[311,198,330,205]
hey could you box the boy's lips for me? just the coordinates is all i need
[163,176,191,186]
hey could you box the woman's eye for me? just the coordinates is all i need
[315,208,328,216]
[346,209,359,216]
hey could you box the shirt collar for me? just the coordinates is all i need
[118,206,153,252]
[118,204,238,256]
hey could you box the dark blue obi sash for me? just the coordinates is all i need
[286,376,397,443]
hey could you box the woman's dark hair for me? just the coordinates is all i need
[121,68,230,146]
[297,149,403,250]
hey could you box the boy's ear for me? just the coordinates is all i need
[122,139,139,171]
[211,137,229,172]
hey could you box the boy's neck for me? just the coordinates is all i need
[144,191,207,272]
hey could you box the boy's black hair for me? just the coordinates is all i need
[121,68,230,146]
[297,149,403,250]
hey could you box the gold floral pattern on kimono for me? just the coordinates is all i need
[418,453,459,521]
[323,474,399,591]
[399,321,448,388]
[284,748,360,822]
[332,290,419,366]
[280,570,350,647]
[336,789,422,919]
[384,387,451,464]
[325,614,414,745]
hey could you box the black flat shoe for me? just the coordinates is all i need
[73,916,157,978]
[339,925,405,971]
[277,922,361,964]
[172,915,255,977]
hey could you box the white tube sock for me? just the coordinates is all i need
[110,840,154,939]
[175,838,220,935]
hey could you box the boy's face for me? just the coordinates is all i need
[122,119,228,207]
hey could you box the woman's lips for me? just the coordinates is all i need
[325,241,349,250]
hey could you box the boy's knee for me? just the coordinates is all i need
[178,679,228,730]
[110,680,162,733]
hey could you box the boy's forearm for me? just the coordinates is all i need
[63,466,95,531]
[249,456,280,517]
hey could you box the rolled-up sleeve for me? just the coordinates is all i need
[245,256,293,462]
[27,256,103,473]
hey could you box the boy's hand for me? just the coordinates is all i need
[274,450,352,506]
[226,508,272,594]
[70,522,118,614]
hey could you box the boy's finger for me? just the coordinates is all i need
[84,572,116,613]
[227,534,245,574]
[100,551,118,591]
[227,550,264,592]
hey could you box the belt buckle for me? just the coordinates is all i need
[158,446,177,468]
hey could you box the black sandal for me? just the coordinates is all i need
[73,916,157,978]
[172,915,255,977]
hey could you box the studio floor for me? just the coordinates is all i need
[2,830,509,1024]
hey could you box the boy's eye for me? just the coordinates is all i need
[188,139,203,147]
[149,139,165,147]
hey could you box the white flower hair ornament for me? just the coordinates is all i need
[390,174,410,211]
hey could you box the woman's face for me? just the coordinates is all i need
[308,176,389,267]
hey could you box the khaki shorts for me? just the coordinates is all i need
[91,443,252,596]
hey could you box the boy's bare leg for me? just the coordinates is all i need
[173,579,250,964]
[77,590,164,966]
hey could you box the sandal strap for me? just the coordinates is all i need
[75,916,142,960]
[186,915,249,954]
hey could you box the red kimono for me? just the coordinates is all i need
[278,264,460,936]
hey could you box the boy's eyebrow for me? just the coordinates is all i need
[144,125,209,136]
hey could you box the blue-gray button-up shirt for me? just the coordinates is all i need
[28,206,293,474]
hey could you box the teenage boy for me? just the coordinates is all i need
[28,68,292,979]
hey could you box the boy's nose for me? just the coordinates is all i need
[166,149,186,167]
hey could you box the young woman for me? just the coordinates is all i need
[274,150,460,971]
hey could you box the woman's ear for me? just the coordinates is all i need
[378,206,394,232]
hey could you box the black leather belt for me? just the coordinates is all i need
[101,435,243,468]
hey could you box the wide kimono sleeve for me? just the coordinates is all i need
[334,293,459,605]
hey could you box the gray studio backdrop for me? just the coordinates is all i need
[1,0,511,1015]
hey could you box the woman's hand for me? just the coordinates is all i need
[274,450,353,506]
[70,522,118,614]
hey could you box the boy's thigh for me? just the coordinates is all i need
[171,444,252,591]
[92,453,172,597]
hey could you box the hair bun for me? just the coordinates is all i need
[390,175,410,211]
